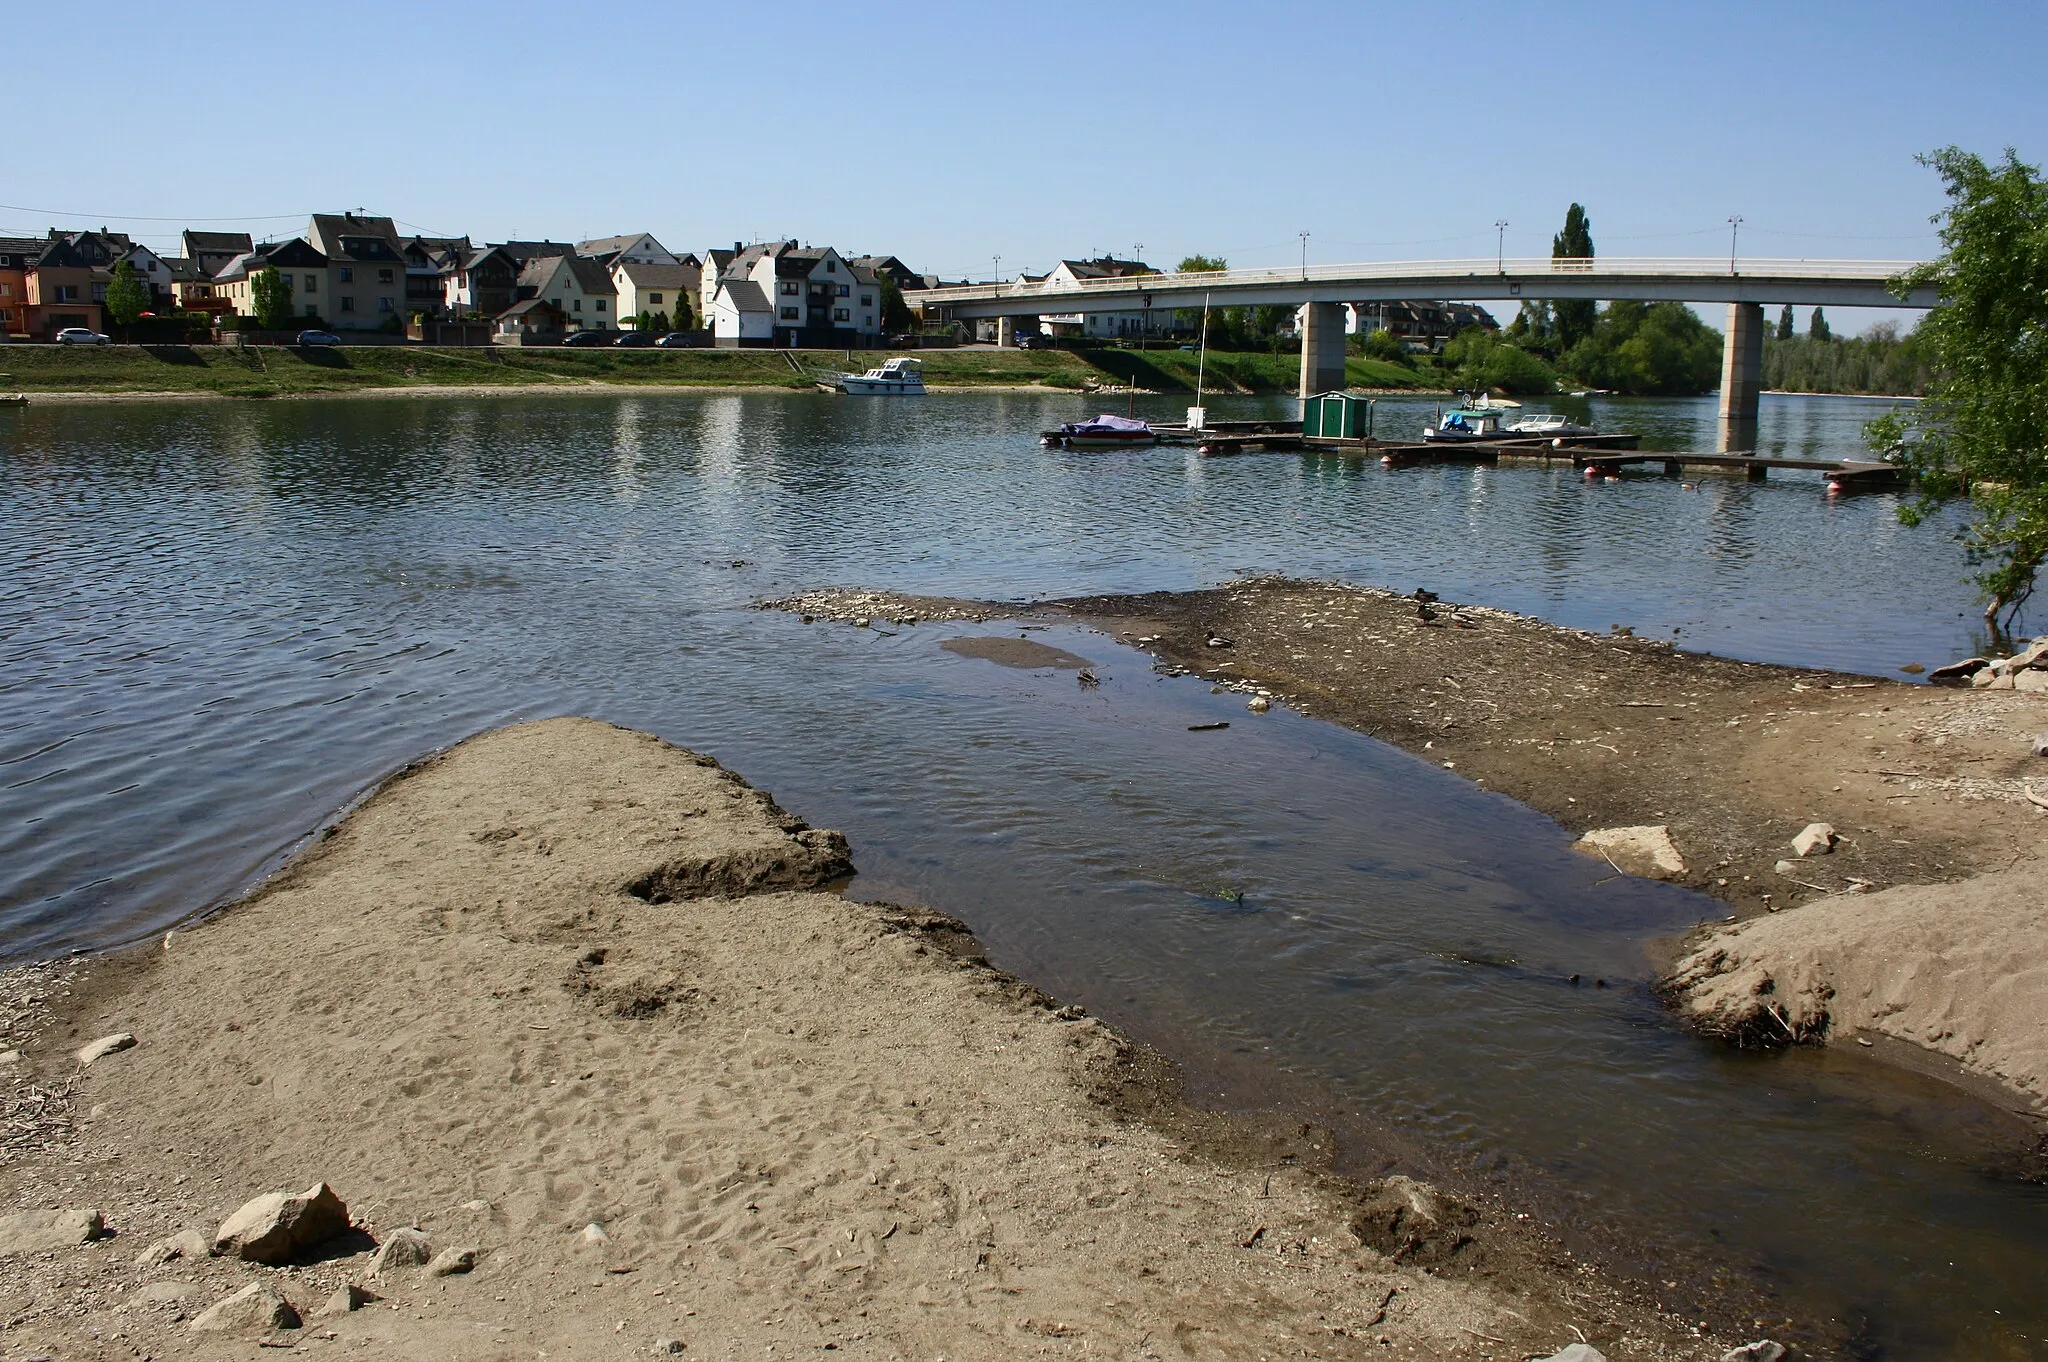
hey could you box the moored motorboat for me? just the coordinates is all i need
[820,357,926,395]
[1503,412,1600,438]
[1421,407,1506,442]
[1044,414,1159,449]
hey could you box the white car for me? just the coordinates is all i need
[55,328,111,346]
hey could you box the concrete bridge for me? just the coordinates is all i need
[906,257,1937,448]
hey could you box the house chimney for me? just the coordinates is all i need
[733,241,742,253]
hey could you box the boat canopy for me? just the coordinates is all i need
[1061,413,1153,435]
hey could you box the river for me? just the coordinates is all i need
[1,389,2038,1358]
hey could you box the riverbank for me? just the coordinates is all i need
[767,579,2048,1104]
[0,344,1429,400]
[0,719,1723,1360]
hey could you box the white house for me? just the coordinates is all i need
[704,240,882,347]
[1035,256,1162,339]
[576,233,677,268]
[710,279,774,345]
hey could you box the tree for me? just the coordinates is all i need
[1868,147,2048,636]
[1552,203,1596,351]
[1443,328,1556,394]
[104,259,149,327]
[1777,304,1795,340]
[877,279,912,335]
[1176,255,1227,274]
[1562,299,1722,395]
[1808,306,1832,341]
[1356,326,1413,366]
[251,265,294,330]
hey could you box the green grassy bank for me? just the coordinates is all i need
[0,343,1434,399]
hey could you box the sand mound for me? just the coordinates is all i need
[0,718,1709,1359]
[1664,853,2048,1106]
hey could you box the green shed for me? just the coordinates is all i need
[1302,391,1373,439]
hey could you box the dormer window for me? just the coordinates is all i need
[825,260,836,273]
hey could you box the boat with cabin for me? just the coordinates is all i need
[1504,412,1600,438]
[820,357,926,395]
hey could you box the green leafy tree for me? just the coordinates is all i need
[1176,254,1228,274]
[877,279,912,334]
[1503,300,1556,355]
[1868,147,2048,635]
[1563,299,1721,395]
[251,265,294,330]
[1764,319,1931,396]
[104,259,149,327]
[1777,304,1795,340]
[1552,203,1596,350]
[1808,306,1832,341]
[1356,327,1413,366]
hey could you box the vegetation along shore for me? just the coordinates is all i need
[0,343,1428,401]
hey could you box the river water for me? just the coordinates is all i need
[2,390,2039,1357]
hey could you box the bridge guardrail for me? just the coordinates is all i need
[906,257,1922,304]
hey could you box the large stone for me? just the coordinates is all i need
[211,1182,351,1264]
[318,1283,377,1317]
[0,1208,106,1253]
[1928,657,1987,686]
[2008,640,2048,672]
[1536,1347,1607,1362]
[129,1280,199,1307]
[2033,733,2048,758]
[1719,1343,1787,1362]
[1791,823,1838,857]
[75,1032,135,1065]
[1349,1174,1482,1269]
[134,1226,209,1267]
[1571,825,1684,880]
[189,1281,300,1334]
[427,1245,477,1276]
[367,1226,433,1276]
[2015,669,2048,693]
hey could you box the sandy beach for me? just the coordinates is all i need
[0,719,1729,1361]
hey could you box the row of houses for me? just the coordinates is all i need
[0,213,928,348]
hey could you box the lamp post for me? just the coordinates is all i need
[1727,217,1742,275]
[1299,231,1310,282]
[1495,220,1508,273]
[992,254,1001,285]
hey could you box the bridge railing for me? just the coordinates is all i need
[906,257,1922,303]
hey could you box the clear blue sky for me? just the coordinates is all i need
[11,0,2040,334]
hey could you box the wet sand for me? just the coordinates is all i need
[0,719,1721,1360]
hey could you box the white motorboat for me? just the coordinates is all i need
[822,356,926,395]
[1422,406,1507,442]
[1504,412,1600,437]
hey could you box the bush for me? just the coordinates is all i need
[1356,328,1414,366]
[1442,328,1556,394]
[1563,300,1721,395]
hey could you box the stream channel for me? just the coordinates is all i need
[1,390,2040,1357]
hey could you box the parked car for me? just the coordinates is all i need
[55,328,111,346]
[1014,332,1054,350]
[655,332,702,348]
[560,330,612,347]
[296,329,343,347]
[612,331,657,347]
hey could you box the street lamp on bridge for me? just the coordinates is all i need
[1495,220,1508,274]
[1727,217,1743,275]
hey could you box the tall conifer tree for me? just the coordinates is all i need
[1551,204,1596,350]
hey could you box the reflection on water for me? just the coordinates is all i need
[0,391,2037,1357]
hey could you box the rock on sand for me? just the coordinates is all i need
[1571,825,1685,879]
[212,1182,350,1264]
[0,1208,105,1254]
[189,1281,300,1333]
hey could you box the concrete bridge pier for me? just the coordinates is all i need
[1717,301,1764,452]
[996,316,1016,348]
[1298,302,1348,399]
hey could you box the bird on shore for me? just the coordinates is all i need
[1415,600,1440,625]
[1412,588,1440,605]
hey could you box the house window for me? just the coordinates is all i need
[779,306,799,320]
[341,297,356,312]
[648,292,662,305]
[836,284,849,297]
[339,267,353,282]
[378,297,394,312]
[303,275,317,292]
[862,315,871,328]
[595,299,605,312]
[833,308,849,322]
[825,260,836,273]
[860,295,873,307]
[573,299,582,311]
[378,268,393,283]
[780,281,798,295]
[56,284,80,301]
[0,283,10,297]
[281,274,293,287]
[305,303,317,316]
